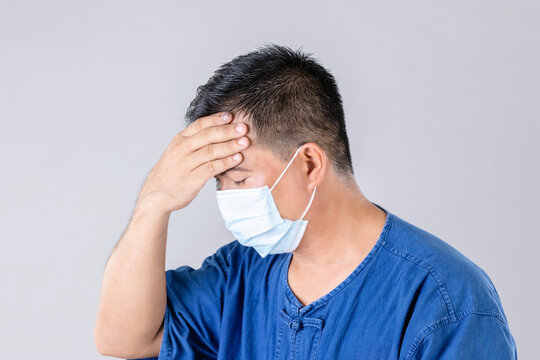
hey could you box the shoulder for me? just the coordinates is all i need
[212,238,265,266]
[209,239,282,277]
[381,211,508,322]
[405,310,517,359]
[378,211,516,358]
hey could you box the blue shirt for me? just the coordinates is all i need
[134,203,517,359]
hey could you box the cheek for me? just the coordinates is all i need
[250,171,275,189]
[269,172,310,218]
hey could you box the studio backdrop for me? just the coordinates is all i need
[1,1,538,359]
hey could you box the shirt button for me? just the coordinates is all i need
[289,319,303,331]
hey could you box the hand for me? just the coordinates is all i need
[135,112,250,213]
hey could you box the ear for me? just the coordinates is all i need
[299,143,327,190]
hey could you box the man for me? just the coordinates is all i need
[94,44,517,359]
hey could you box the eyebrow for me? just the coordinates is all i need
[215,165,250,178]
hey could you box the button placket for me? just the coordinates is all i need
[278,308,326,360]
[280,309,325,331]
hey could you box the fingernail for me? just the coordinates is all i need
[237,137,247,145]
[235,124,245,133]
[221,112,231,122]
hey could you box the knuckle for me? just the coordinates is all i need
[201,126,211,139]
[192,119,202,132]
[174,129,185,139]
[205,144,215,157]
[205,161,216,173]
[177,138,191,152]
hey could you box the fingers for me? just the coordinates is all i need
[181,112,233,138]
[184,121,248,154]
[189,134,250,171]
[174,110,251,182]
[191,151,244,182]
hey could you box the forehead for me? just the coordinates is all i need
[221,144,269,175]
[219,113,282,175]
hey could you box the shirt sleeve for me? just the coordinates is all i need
[134,240,237,360]
[406,311,518,359]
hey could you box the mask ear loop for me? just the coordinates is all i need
[270,144,305,192]
[299,186,317,221]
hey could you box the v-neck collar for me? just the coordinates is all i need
[280,202,394,316]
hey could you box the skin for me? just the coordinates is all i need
[94,111,387,358]
[226,112,388,307]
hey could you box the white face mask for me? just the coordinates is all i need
[215,144,317,258]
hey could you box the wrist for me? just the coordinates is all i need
[134,198,172,217]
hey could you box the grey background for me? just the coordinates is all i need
[1,1,538,359]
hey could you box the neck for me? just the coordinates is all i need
[292,175,387,270]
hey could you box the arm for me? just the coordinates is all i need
[93,111,250,358]
[94,204,170,359]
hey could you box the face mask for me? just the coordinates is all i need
[215,144,317,258]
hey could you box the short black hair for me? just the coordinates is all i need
[185,43,354,178]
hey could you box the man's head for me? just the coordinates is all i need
[185,43,354,176]
[185,44,357,220]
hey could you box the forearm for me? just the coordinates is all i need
[94,202,170,356]
[93,110,247,356]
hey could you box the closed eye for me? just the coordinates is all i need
[214,177,247,190]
